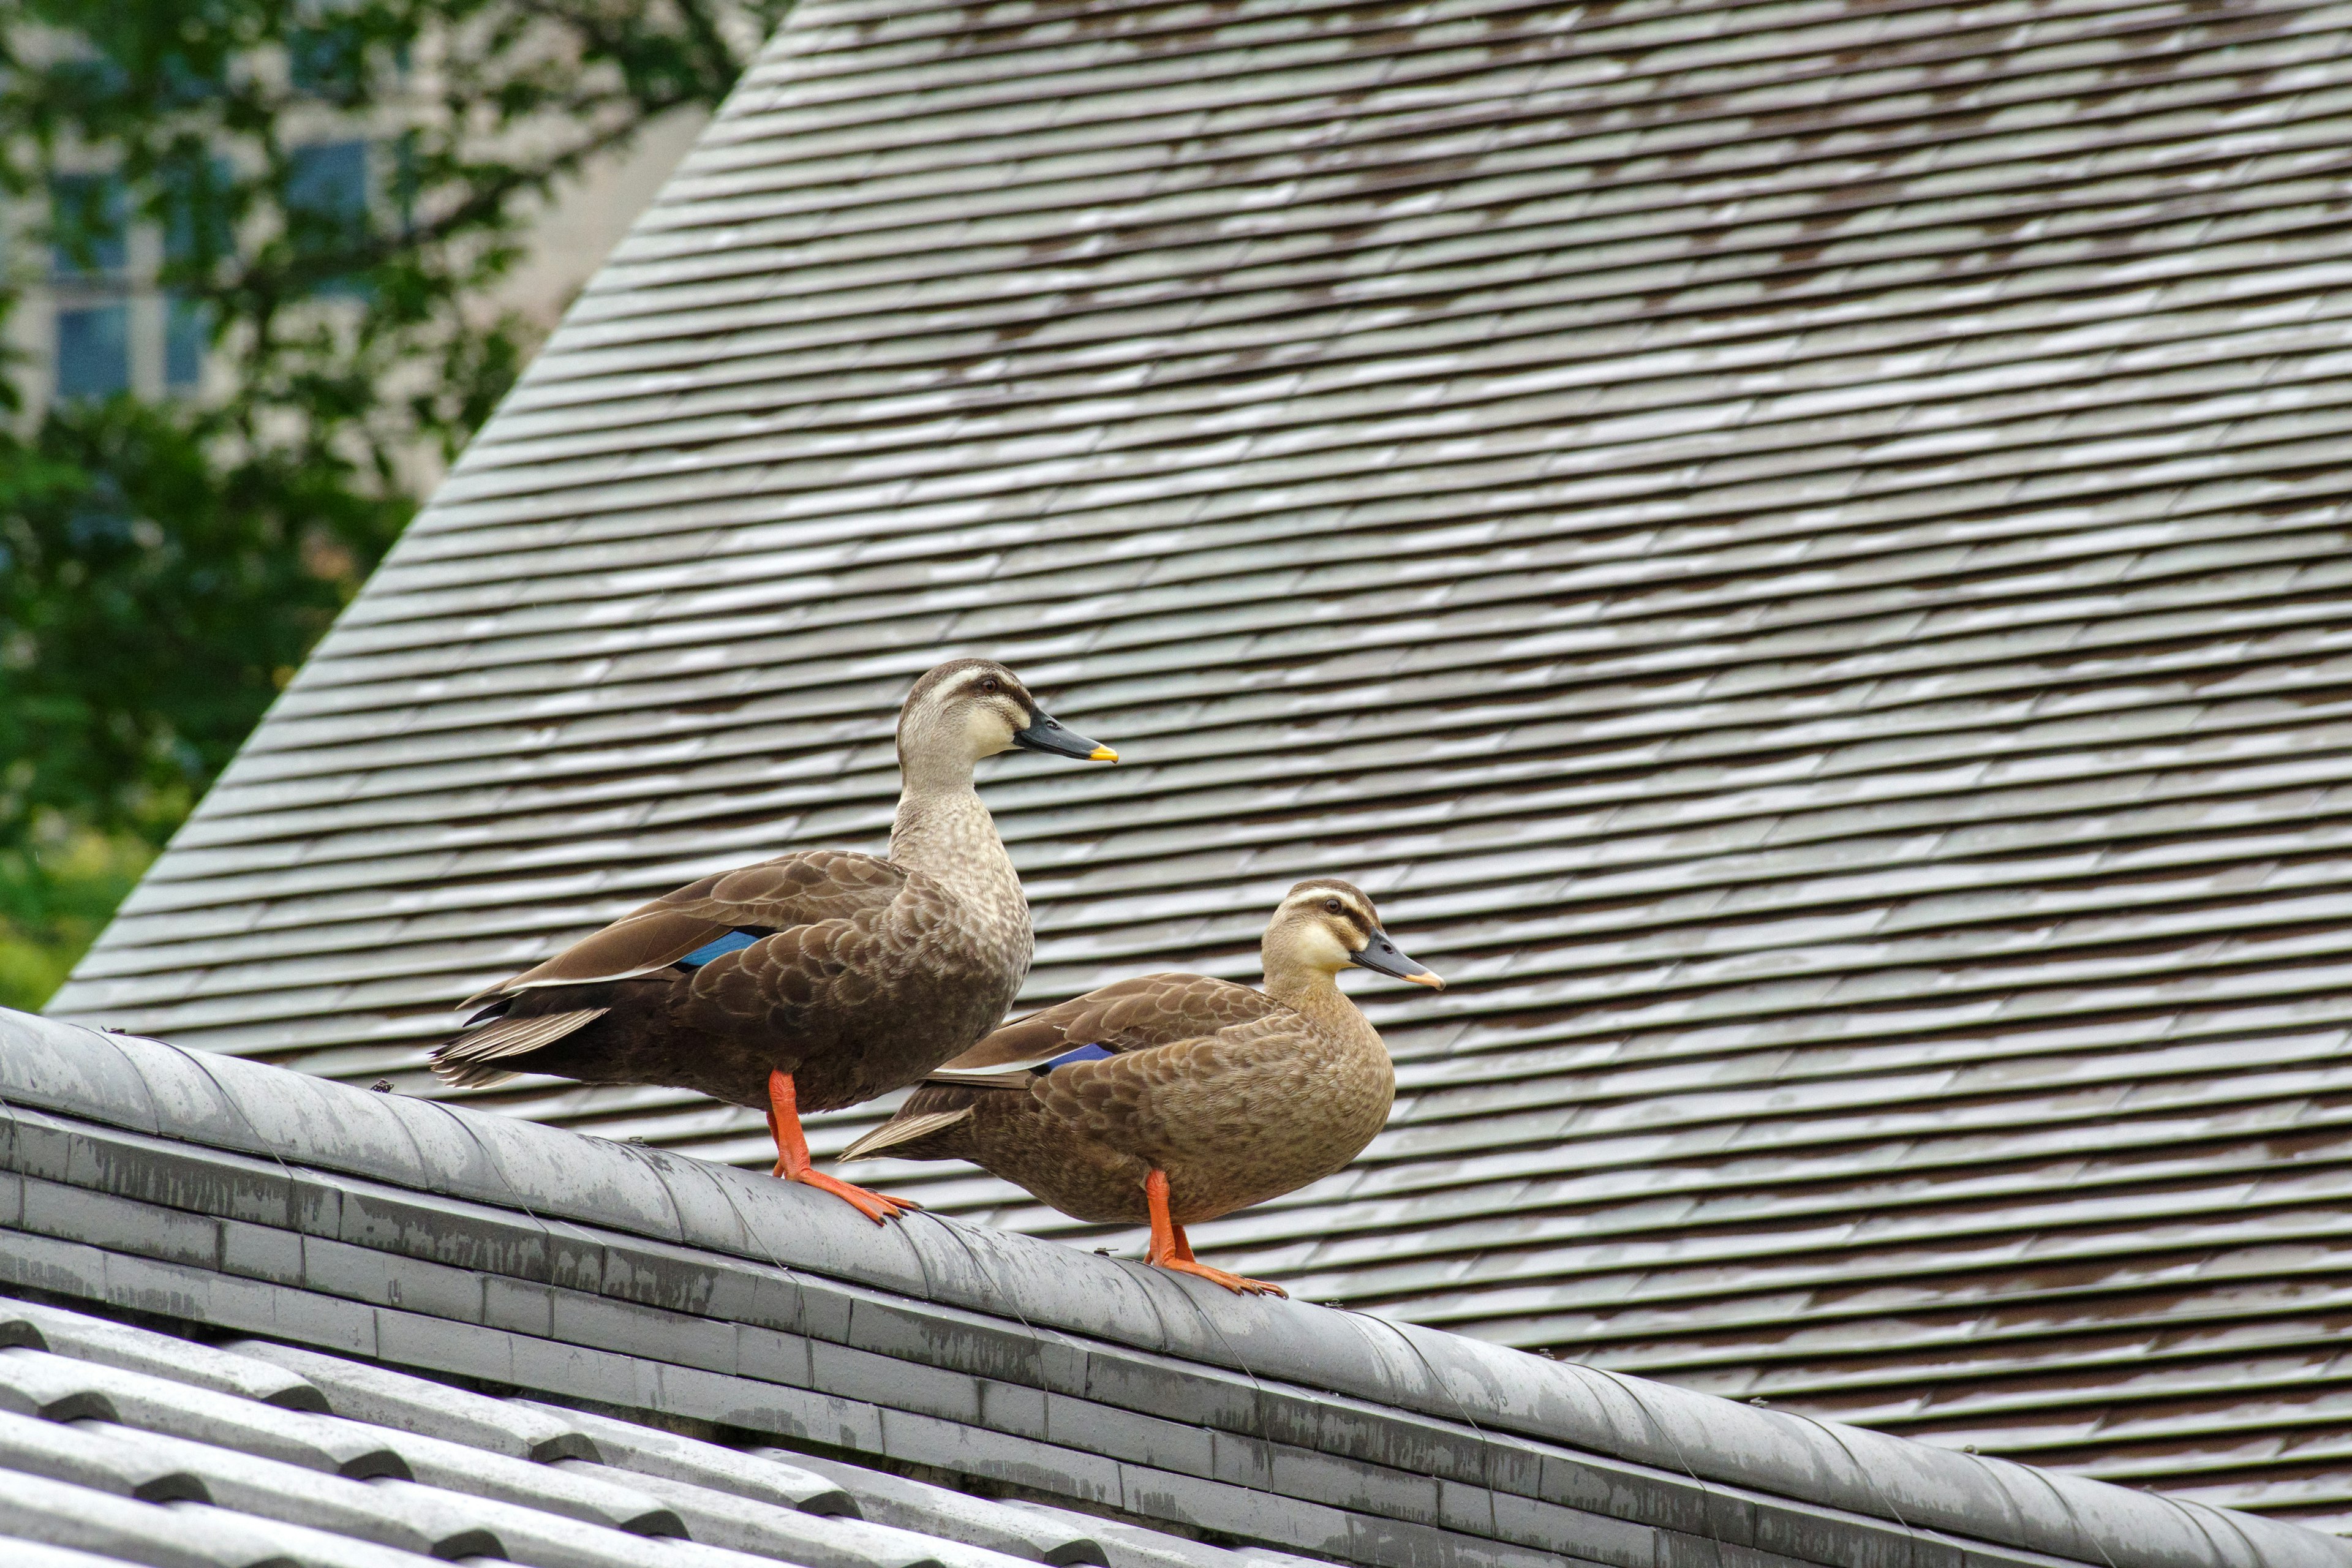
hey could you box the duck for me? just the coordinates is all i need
[431,658,1115,1223]
[840,878,1441,1292]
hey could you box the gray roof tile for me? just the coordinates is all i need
[514,1400,858,1516]
[575,1461,1042,1568]
[0,1351,405,1479]
[0,1411,212,1507]
[224,1340,597,1461]
[347,1420,687,1534]
[6,1541,151,1568]
[0,1465,444,1568]
[0,1301,325,1413]
[773,1451,1112,1564]
[70,1422,505,1560]
[0,1286,1313,1568]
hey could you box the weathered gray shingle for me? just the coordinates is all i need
[45,0,2352,1533]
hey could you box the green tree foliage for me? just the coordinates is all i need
[1,0,791,1008]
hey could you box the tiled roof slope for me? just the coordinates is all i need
[0,1292,1128,1568]
[45,0,2352,1534]
[9,1012,2351,1568]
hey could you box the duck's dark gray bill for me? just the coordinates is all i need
[1354,932,1445,989]
[1012,710,1117,762]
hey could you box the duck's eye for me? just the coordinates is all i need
[980,677,1001,693]
[1324,897,1343,914]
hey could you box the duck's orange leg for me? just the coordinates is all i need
[766,1070,919,1224]
[1144,1170,1284,1296]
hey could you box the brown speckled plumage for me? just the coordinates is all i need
[845,881,1436,1255]
[430,660,1104,1125]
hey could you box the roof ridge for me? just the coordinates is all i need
[2,1007,2339,1567]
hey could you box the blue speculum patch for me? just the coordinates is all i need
[1038,1043,1115,1071]
[679,930,760,968]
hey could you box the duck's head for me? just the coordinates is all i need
[1265,878,1443,990]
[897,658,1116,783]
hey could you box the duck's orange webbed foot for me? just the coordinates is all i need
[765,1068,920,1225]
[1142,1168,1285,1295]
[1154,1256,1287,1297]
[783,1165,923,1225]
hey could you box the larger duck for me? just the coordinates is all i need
[843,879,1441,1292]
[432,659,1114,1223]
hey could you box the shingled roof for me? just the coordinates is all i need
[44,0,2352,1536]
[13,1008,2352,1568]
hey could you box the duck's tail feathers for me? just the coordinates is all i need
[430,1007,609,1088]
[840,1107,973,1163]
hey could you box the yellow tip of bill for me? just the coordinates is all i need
[1089,745,1120,762]
[1404,971,1446,990]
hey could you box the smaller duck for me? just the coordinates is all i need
[842,879,1441,1294]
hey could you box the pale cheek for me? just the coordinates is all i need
[966,707,1011,756]
[1299,926,1355,970]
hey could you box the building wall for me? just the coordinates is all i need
[6,42,705,452]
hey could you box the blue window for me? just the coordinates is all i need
[51,173,127,277]
[288,140,371,295]
[390,132,418,230]
[158,50,221,108]
[288,140,369,224]
[288,25,363,99]
[56,304,130,399]
[162,156,235,270]
[52,55,129,104]
[165,298,208,389]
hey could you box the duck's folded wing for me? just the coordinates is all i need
[932,973,1283,1076]
[845,978,1295,1160]
[1025,1028,1308,1148]
[461,851,907,1009]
